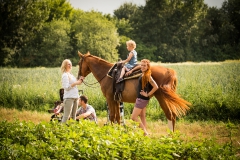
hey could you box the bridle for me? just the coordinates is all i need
[78,55,106,88]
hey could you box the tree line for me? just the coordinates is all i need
[0,0,239,67]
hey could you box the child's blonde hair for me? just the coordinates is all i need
[126,40,136,49]
[61,59,71,73]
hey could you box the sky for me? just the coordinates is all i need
[68,0,225,15]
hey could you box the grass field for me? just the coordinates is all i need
[1,60,239,121]
[0,60,240,149]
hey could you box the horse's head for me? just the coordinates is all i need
[77,51,92,79]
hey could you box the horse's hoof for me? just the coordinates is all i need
[144,132,150,136]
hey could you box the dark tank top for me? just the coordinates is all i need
[137,76,153,100]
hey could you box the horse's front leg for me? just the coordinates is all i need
[107,102,114,124]
[115,102,121,124]
[107,100,120,124]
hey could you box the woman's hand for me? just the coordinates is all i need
[140,90,148,97]
[77,79,83,84]
[125,70,132,76]
[72,77,85,87]
[79,76,85,81]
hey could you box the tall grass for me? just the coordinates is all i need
[0,61,239,122]
[163,61,240,121]
[0,67,61,111]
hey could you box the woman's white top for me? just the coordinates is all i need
[62,72,79,99]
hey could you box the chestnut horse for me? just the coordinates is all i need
[77,51,190,131]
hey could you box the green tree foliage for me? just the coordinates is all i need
[18,20,72,67]
[113,3,144,61]
[132,0,207,62]
[113,2,139,20]
[1,0,240,67]
[46,0,73,22]
[115,19,133,59]
[136,42,157,61]
[115,18,133,37]
[222,0,240,44]
[71,10,119,62]
[117,35,130,60]
[0,0,49,66]
[197,7,233,61]
[196,0,240,61]
[221,0,240,59]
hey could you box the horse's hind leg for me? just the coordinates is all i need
[155,93,176,132]
[167,113,176,132]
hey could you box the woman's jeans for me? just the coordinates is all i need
[61,98,78,123]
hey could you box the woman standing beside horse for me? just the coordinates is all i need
[61,59,84,123]
[131,59,158,136]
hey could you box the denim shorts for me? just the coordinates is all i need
[125,63,134,69]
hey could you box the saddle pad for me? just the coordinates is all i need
[107,63,142,81]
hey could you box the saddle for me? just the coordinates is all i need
[107,63,142,101]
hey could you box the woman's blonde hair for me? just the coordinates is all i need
[61,59,71,73]
[141,59,151,90]
[126,40,136,49]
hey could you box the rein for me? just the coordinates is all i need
[82,75,106,88]
[78,55,106,88]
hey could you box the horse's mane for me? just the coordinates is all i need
[84,52,114,66]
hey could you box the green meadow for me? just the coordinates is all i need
[1,61,240,159]
[0,60,240,122]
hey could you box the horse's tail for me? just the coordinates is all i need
[160,69,191,117]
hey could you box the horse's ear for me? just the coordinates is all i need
[78,51,83,57]
[86,51,91,55]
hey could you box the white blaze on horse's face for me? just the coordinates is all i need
[140,62,148,72]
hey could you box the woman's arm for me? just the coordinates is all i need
[62,74,83,90]
[140,76,159,98]
[147,77,158,97]
[71,76,84,87]
[125,65,141,76]
[70,79,82,87]
[62,74,71,91]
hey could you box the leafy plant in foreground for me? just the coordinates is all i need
[0,120,239,159]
